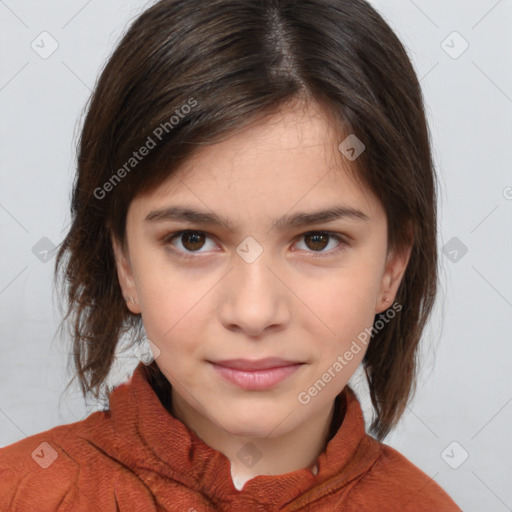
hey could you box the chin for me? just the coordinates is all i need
[213,410,295,439]
[222,421,280,439]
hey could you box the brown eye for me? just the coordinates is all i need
[304,232,329,251]
[164,230,216,258]
[179,231,206,251]
[294,231,347,256]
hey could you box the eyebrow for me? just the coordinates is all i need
[144,204,370,231]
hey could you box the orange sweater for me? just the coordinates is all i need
[0,362,461,511]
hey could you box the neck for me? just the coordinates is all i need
[171,393,339,490]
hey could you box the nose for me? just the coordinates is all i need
[218,250,290,337]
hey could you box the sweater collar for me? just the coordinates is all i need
[109,361,381,509]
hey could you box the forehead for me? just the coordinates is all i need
[178,101,346,179]
[130,101,383,224]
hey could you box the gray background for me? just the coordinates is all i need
[1,1,511,510]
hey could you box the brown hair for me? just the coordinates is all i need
[54,0,437,440]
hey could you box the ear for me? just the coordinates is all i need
[375,241,413,314]
[111,234,141,314]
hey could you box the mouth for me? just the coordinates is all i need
[211,357,303,371]
[208,358,305,391]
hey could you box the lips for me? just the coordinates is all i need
[209,358,304,391]
[210,357,302,371]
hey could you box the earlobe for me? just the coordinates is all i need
[111,235,141,314]
[375,243,412,314]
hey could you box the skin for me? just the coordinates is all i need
[112,99,412,489]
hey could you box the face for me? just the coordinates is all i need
[113,100,411,440]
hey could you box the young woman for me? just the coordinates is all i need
[0,0,461,509]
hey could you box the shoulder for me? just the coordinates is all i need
[0,409,117,511]
[353,436,462,511]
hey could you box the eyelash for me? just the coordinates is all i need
[162,230,348,260]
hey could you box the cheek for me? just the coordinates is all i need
[136,268,217,354]
[132,250,191,317]
[294,263,382,338]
